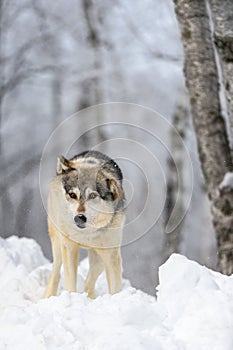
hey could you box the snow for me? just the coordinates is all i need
[0,236,233,350]
[219,172,233,190]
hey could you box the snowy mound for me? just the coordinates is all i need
[0,236,233,350]
[219,171,233,190]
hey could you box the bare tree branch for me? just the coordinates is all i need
[1,65,61,97]
[0,154,41,198]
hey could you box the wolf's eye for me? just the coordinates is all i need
[88,192,98,200]
[69,192,77,199]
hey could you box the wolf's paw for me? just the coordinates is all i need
[84,286,96,299]
[87,291,96,299]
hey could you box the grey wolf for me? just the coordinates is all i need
[44,150,125,298]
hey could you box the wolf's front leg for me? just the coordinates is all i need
[44,221,62,298]
[97,248,122,294]
[84,249,104,299]
[61,237,79,293]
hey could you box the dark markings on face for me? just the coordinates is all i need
[62,173,79,193]
[62,169,97,200]
[60,151,124,208]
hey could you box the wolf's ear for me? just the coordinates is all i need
[97,171,123,201]
[106,178,123,200]
[56,156,75,175]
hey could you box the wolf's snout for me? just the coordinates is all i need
[74,214,87,229]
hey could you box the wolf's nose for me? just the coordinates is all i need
[74,214,87,229]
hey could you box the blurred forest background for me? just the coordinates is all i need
[0,0,216,295]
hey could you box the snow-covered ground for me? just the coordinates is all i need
[219,172,233,190]
[0,236,232,350]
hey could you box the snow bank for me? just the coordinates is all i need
[219,172,233,190]
[0,236,233,350]
[158,254,233,350]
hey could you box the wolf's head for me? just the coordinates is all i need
[56,153,125,232]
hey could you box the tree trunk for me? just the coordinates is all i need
[51,72,62,130]
[80,0,106,146]
[163,91,188,260]
[0,94,3,155]
[173,0,233,274]
[0,0,4,155]
[209,0,233,138]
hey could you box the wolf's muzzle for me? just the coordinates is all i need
[74,214,87,229]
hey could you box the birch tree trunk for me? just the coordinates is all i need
[209,0,233,138]
[173,0,233,274]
